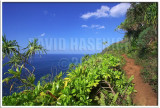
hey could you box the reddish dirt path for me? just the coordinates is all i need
[122,54,157,106]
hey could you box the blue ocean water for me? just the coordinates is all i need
[2,54,84,96]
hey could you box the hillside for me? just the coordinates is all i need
[102,2,158,93]
[2,2,158,106]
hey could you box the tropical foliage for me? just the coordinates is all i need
[2,36,46,91]
[104,2,158,92]
[2,2,157,106]
[3,54,135,106]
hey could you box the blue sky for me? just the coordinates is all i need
[2,2,130,54]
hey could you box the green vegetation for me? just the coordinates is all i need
[103,2,158,92]
[3,35,135,106]
[3,53,135,106]
[2,2,158,106]
[2,35,46,91]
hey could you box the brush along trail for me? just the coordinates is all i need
[122,54,157,106]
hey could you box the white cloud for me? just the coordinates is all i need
[81,3,131,19]
[97,25,105,29]
[91,24,105,29]
[91,24,99,28]
[81,6,110,19]
[110,3,131,17]
[81,24,105,29]
[41,33,45,37]
[81,25,88,28]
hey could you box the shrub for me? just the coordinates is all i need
[3,54,135,106]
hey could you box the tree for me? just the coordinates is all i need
[117,3,158,54]
[102,41,108,45]
[24,38,46,59]
[2,34,19,59]
[2,35,47,91]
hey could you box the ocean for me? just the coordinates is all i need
[2,54,84,96]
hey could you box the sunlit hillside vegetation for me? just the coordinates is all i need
[3,54,135,105]
[2,2,158,106]
[102,2,158,92]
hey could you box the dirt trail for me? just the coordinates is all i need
[122,54,157,106]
